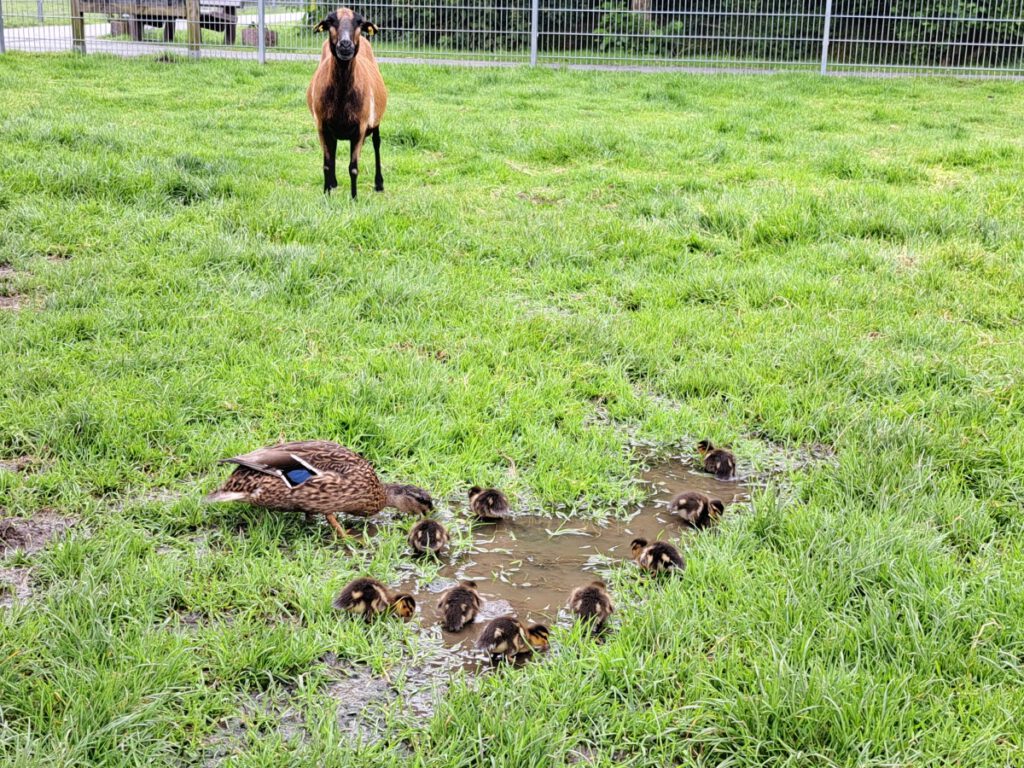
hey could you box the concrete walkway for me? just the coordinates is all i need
[1,11,305,57]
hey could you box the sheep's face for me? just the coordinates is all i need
[315,8,377,63]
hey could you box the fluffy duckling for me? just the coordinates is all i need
[437,580,482,632]
[631,538,685,574]
[696,440,736,480]
[206,440,434,538]
[477,616,550,663]
[408,518,449,556]
[568,581,614,629]
[468,486,510,520]
[668,490,725,529]
[333,577,416,621]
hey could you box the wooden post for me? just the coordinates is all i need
[187,0,201,57]
[70,0,86,53]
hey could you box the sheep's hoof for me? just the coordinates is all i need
[374,184,384,193]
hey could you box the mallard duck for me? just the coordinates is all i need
[477,616,550,663]
[437,580,481,632]
[205,440,434,537]
[468,486,510,520]
[697,440,736,480]
[408,518,449,556]
[668,491,725,529]
[333,577,416,621]
[568,581,614,629]
[631,538,685,574]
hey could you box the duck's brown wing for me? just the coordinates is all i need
[220,441,373,478]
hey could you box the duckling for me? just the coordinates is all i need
[332,577,416,621]
[437,580,482,632]
[477,616,550,663]
[668,491,725,529]
[631,538,685,574]
[205,440,434,538]
[568,581,614,629]
[468,486,510,521]
[696,440,736,480]
[408,518,449,556]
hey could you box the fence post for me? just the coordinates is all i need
[529,0,539,66]
[820,0,833,75]
[70,0,86,53]
[257,0,265,64]
[0,0,5,55]
[186,0,201,57]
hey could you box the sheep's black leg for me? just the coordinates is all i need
[371,126,383,192]
[349,133,365,200]
[322,131,338,195]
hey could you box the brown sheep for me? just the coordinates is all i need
[307,7,387,198]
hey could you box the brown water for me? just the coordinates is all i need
[398,459,751,658]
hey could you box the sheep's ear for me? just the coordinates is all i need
[363,21,378,36]
[313,13,335,33]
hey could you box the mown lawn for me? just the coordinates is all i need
[1,52,1023,766]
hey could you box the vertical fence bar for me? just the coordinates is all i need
[187,0,201,57]
[257,0,265,63]
[820,0,833,74]
[529,0,539,65]
[70,0,86,53]
[36,0,43,22]
[0,0,5,56]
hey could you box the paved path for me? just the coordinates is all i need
[1,11,304,57]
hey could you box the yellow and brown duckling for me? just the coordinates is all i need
[668,490,725,529]
[408,518,449,556]
[696,439,736,480]
[631,538,685,574]
[468,486,510,521]
[437,580,482,632]
[568,581,614,629]
[205,440,434,538]
[477,616,550,663]
[333,577,416,621]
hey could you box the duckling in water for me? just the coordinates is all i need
[206,440,434,538]
[568,581,614,629]
[668,491,725,529]
[333,577,416,621]
[477,616,550,663]
[631,538,685,574]
[408,518,449,556]
[468,486,510,521]
[696,439,736,480]
[437,580,481,632]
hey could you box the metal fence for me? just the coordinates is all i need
[1,0,1022,76]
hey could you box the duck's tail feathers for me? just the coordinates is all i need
[204,490,250,503]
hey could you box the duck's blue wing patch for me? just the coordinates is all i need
[285,468,314,487]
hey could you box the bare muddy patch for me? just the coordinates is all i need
[0,509,76,557]
[0,455,43,474]
[0,294,23,311]
[0,567,32,608]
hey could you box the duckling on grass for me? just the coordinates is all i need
[468,486,510,521]
[477,616,550,663]
[333,577,416,621]
[696,439,736,480]
[668,491,725,529]
[205,440,434,539]
[437,580,481,632]
[631,538,685,574]
[568,581,614,629]
[408,518,449,556]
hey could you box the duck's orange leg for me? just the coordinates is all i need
[325,513,350,540]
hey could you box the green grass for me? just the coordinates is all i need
[1,52,1024,766]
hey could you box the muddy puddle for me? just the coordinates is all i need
[397,460,751,663]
